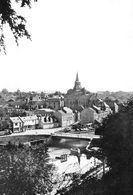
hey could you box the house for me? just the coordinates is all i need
[32,95,42,101]
[73,110,81,122]
[102,102,112,117]
[80,102,112,125]
[44,96,64,110]
[20,115,38,131]
[80,108,97,124]
[8,101,27,110]
[105,97,119,113]
[114,102,119,113]
[34,108,59,129]
[34,108,55,116]
[54,107,74,127]
[37,115,59,129]
[9,117,23,132]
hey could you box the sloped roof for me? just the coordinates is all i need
[103,102,110,108]
[63,107,73,113]
[36,100,45,105]
[72,105,84,112]
[34,108,55,115]
[81,107,96,113]
[57,110,66,115]
[36,108,54,112]
[92,105,101,111]
[94,119,101,124]
[8,101,26,106]
[20,115,37,122]
[10,117,22,123]
[78,94,91,100]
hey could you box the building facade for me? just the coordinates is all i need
[34,108,59,129]
[54,107,74,127]
[44,96,64,111]
[64,72,96,110]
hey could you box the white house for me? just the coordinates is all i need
[20,115,38,131]
[10,117,23,132]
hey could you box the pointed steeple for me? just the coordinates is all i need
[76,72,79,82]
[73,72,81,91]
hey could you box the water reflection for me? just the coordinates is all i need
[48,137,89,153]
[48,138,101,175]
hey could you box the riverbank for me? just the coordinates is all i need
[0,127,98,145]
[0,128,62,144]
[0,134,48,145]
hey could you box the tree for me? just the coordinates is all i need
[99,99,133,194]
[0,108,6,118]
[0,142,56,195]
[0,0,38,53]
[54,91,61,96]
[2,88,8,94]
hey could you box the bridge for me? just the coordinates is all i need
[50,132,100,140]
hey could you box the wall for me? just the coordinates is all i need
[81,108,95,124]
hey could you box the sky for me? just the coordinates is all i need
[1,0,133,93]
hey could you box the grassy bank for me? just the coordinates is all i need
[0,134,48,145]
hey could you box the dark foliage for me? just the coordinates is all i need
[98,99,133,194]
[56,99,133,195]
[0,0,38,53]
[0,141,55,195]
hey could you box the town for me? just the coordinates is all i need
[1,0,133,194]
[0,73,120,136]
[0,72,131,195]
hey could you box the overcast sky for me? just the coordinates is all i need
[0,0,133,93]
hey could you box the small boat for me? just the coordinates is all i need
[70,147,80,155]
[55,156,62,160]
[86,146,99,153]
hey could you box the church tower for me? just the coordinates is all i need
[73,72,82,91]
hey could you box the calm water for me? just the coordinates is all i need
[48,138,101,174]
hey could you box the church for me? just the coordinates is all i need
[64,72,97,111]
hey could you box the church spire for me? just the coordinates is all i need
[76,72,79,82]
[73,72,81,91]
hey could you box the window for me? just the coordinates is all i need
[15,123,18,126]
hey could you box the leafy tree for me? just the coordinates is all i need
[56,100,133,195]
[16,89,21,93]
[0,108,6,118]
[0,142,56,195]
[10,109,27,117]
[0,0,38,53]
[2,88,8,94]
[99,99,133,194]
[54,91,61,96]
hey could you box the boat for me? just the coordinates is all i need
[55,156,62,160]
[86,138,101,156]
[86,137,101,150]
[86,145,99,153]
[70,147,80,155]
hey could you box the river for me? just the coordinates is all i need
[48,137,101,175]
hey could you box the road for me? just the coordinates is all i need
[1,127,99,141]
[9,127,63,137]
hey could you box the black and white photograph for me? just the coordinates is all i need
[0,0,133,194]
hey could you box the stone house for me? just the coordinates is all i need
[34,108,59,129]
[80,108,97,124]
[54,107,74,127]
